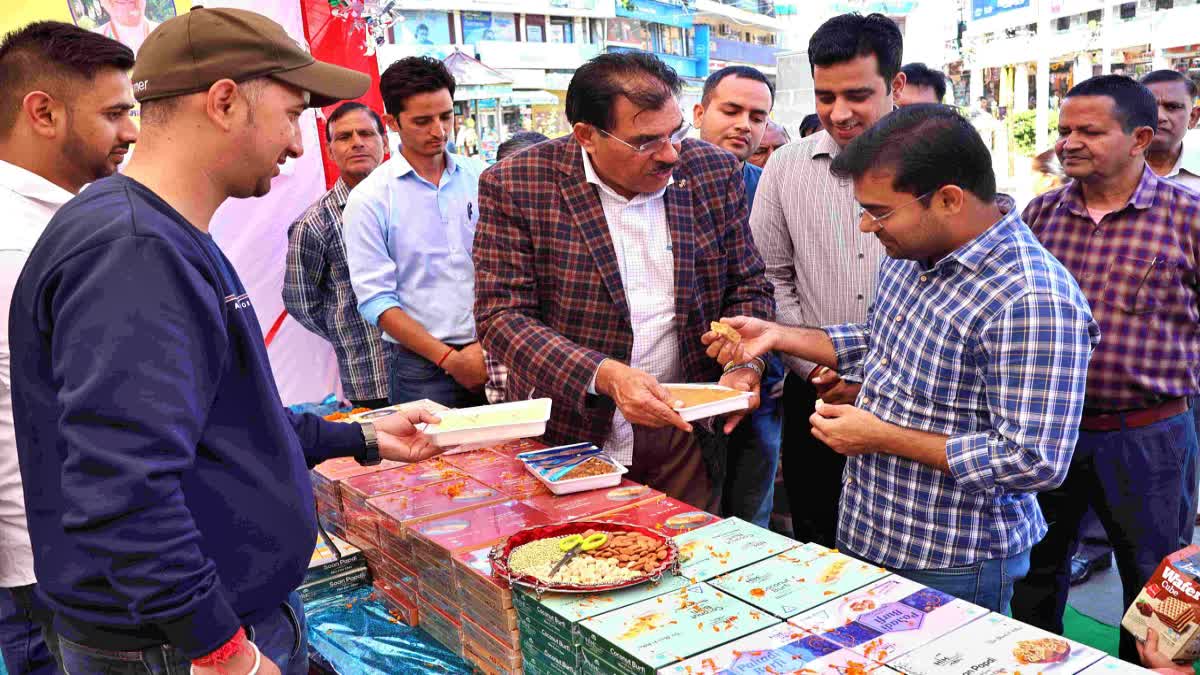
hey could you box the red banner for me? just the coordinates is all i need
[299,0,386,188]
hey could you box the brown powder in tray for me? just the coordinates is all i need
[556,457,619,481]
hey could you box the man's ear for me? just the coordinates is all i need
[205,79,241,132]
[574,122,597,154]
[935,184,965,216]
[890,71,907,106]
[21,91,61,140]
[1189,105,1200,130]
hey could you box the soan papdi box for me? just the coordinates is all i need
[1121,544,1200,662]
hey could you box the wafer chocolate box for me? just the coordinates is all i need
[1121,544,1200,663]
[672,518,800,582]
[890,613,1104,675]
[710,543,890,619]
[790,575,988,662]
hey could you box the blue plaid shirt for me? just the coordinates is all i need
[826,208,1100,570]
[284,178,388,401]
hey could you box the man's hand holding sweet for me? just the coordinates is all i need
[809,402,886,457]
[701,316,779,366]
[372,409,444,463]
[596,360,693,433]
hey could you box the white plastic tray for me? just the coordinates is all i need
[664,383,753,422]
[525,454,628,495]
[421,398,552,448]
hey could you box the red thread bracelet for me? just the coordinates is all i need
[191,627,247,668]
[435,346,454,368]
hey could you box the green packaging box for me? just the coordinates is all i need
[710,542,890,619]
[672,518,800,582]
[576,582,780,674]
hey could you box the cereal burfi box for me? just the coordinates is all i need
[709,543,888,618]
[598,496,722,535]
[522,480,662,522]
[442,449,517,474]
[672,518,800,582]
[577,582,780,674]
[660,623,893,675]
[1078,656,1153,673]
[410,500,551,554]
[339,460,464,503]
[1121,544,1200,662]
[465,459,550,498]
[791,576,988,662]
[890,613,1104,675]
[483,438,548,457]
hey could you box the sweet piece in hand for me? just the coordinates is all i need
[701,316,777,366]
[373,409,445,463]
[708,321,741,344]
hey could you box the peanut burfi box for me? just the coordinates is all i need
[890,613,1104,675]
[660,623,894,675]
[1121,544,1200,662]
[709,543,889,619]
[672,518,800,582]
[791,575,988,663]
[576,582,780,675]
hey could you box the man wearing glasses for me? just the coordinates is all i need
[706,105,1098,613]
[473,52,774,510]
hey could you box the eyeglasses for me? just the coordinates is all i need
[596,122,692,154]
[859,190,936,229]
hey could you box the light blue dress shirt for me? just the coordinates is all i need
[343,151,487,345]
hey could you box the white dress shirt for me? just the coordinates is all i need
[1165,140,1200,193]
[0,160,73,588]
[581,149,679,465]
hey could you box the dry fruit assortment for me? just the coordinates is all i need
[507,529,670,585]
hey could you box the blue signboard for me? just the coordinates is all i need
[971,0,1031,20]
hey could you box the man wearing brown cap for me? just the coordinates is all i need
[8,9,444,675]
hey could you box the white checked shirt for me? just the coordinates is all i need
[582,149,680,464]
[0,160,73,587]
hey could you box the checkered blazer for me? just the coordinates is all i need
[474,135,775,446]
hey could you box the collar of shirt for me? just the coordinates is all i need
[809,129,842,160]
[1060,163,1159,218]
[1169,140,1200,180]
[330,177,350,209]
[0,159,74,210]
[935,205,1022,275]
[391,149,462,182]
[580,147,672,204]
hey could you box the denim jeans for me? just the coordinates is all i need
[1011,410,1199,663]
[890,548,1031,615]
[46,593,307,675]
[0,585,56,675]
[722,354,784,527]
[387,343,484,409]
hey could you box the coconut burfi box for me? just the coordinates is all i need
[791,575,988,663]
[597,495,723,535]
[521,480,662,522]
[660,623,893,675]
[441,448,517,474]
[1078,656,1154,673]
[890,613,1104,675]
[576,582,780,675]
[464,459,551,499]
[709,542,889,619]
[367,478,506,542]
[672,518,800,582]
[1121,544,1200,662]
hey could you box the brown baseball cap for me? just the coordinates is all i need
[131,7,370,107]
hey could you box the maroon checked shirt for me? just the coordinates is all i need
[1024,165,1200,411]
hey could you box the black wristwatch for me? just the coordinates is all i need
[355,422,381,466]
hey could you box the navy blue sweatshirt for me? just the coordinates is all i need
[9,174,366,658]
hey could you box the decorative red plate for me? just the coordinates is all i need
[489,520,680,594]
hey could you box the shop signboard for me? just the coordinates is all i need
[462,11,517,43]
[971,0,1030,20]
[395,10,451,46]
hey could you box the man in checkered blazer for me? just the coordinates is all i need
[474,53,775,510]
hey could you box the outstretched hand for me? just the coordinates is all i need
[701,316,777,366]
